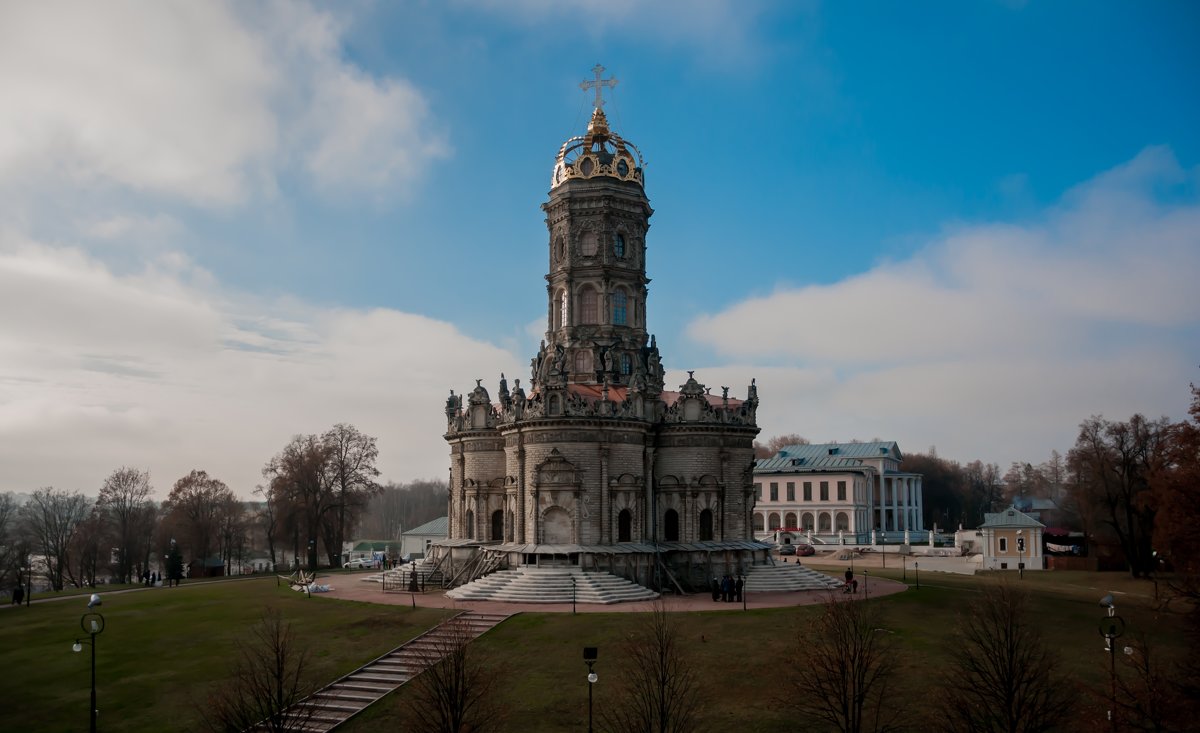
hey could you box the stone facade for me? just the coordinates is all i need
[439,102,765,586]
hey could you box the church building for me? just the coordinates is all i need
[433,68,769,591]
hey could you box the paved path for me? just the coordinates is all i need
[315,569,907,613]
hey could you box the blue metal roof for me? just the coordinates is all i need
[404,516,449,536]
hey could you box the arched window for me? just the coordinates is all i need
[581,287,598,324]
[802,512,814,531]
[620,354,632,375]
[785,512,797,529]
[836,512,849,532]
[818,513,831,532]
[612,290,627,325]
[581,231,598,256]
[491,510,503,541]
[554,290,565,330]
[555,237,565,262]
[754,513,765,531]
[618,509,632,542]
[698,508,714,541]
[614,232,626,258]
[664,509,679,542]
[574,350,592,375]
[465,510,475,540]
[768,513,781,531]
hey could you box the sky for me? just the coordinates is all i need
[2,0,1198,499]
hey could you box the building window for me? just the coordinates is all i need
[581,230,598,256]
[768,513,781,531]
[574,350,592,375]
[836,512,849,532]
[618,509,632,542]
[802,512,814,531]
[491,510,503,541]
[699,509,713,541]
[999,537,1008,553]
[613,290,627,325]
[581,287,598,323]
[620,354,632,375]
[837,481,847,501]
[614,232,626,258]
[820,481,829,501]
[818,513,831,532]
[664,509,679,542]
[753,513,764,531]
[755,483,763,501]
[554,290,566,330]
[803,482,812,501]
[786,482,795,501]
[784,512,797,529]
[770,482,779,501]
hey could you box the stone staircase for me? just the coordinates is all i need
[254,610,510,732]
[446,567,659,604]
[743,563,842,593]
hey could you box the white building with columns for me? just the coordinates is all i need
[753,442,924,544]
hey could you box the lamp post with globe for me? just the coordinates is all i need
[583,646,598,733]
[72,594,105,733]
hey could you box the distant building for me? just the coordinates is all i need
[753,442,924,544]
[401,517,448,559]
[978,505,1044,571]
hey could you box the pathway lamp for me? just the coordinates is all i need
[72,594,105,733]
[583,646,598,733]
[1098,593,1124,732]
[914,561,919,590]
[880,531,886,569]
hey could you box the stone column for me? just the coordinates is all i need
[916,477,924,531]
[890,476,899,532]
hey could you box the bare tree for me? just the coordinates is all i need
[936,583,1074,733]
[0,493,21,591]
[602,601,705,733]
[216,498,248,576]
[97,466,156,583]
[198,608,323,732]
[164,470,237,571]
[323,423,382,567]
[1113,636,1191,732]
[264,435,334,571]
[359,480,448,540]
[20,487,90,590]
[778,595,905,733]
[254,484,280,570]
[66,507,105,588]
[753,433,810,459]
[402,618,507,733]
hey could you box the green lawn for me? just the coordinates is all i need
[0,579,451,733]
[2,570,1188,732]
[344,568,1190,733]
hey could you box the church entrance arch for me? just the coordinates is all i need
[491,510,503,541]
[698,508,714,541]
[664,509,679,542]
[542,507,572,544]
[618,509,632,542]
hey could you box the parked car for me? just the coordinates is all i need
[345,558,372,569]
[795,544,815,556]
[779,544,797,556]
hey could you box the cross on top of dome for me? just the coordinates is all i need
[580,64,618,109]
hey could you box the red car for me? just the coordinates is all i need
[795,544,815,556]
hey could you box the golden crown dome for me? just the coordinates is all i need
[551,106,645,188]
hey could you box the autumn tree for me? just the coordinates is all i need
[602,602,705,733]
[20,487,90,590]
[97,466,156,583]
[164,470,237,570]
[1068,414,1172,577]
[264,435,334,571]
[1151,383,1200,593]
[936,583,1074,732]
[401,617,506,733]
[779,596,905,733]
[753,433,810,459]
[199,608,324,732]
[322,423,381,567]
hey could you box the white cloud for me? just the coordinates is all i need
[685,147,1200,463]
[0,235,519,496]
[0,1,448,206]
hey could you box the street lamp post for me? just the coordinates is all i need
[583,646,598,733]
[863,569,869,602]
[1099,594,1124,732]
[1017,529,1026,579]
[572,575,577,615]
[914,561,919,590]
[880,530,886,569]
[72,594,105,733]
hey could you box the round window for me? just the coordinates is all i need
[617,159,629,177]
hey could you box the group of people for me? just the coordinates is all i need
[9,585,24,605]
[711,574,744,603]
[843,567,859,593]
[141,570,159,586]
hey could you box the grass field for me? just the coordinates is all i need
[0,569,1188,732]
[0,578,451,732]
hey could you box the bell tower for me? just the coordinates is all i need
[533,65,661,394]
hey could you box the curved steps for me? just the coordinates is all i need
[446,567,659,604]
[743,563,842,593]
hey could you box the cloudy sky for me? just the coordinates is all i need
[2,1,1197,498]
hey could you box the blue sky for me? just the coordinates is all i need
[2,1,1198,497]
